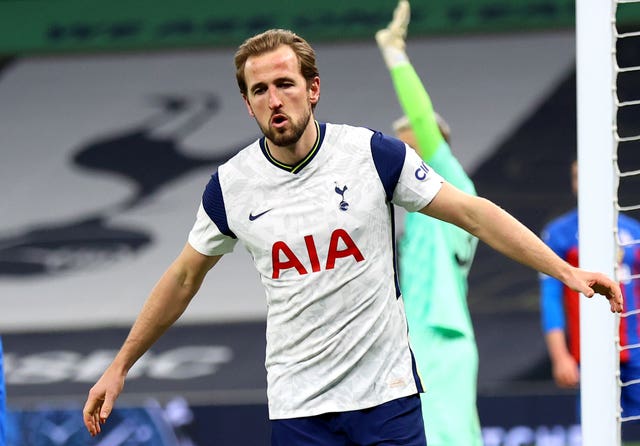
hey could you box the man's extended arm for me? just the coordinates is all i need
[83,243,221,436]
[421,182,624,309]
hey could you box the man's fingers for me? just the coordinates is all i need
[610,291,624,313]
[588,277,624,313]
[389,0,410,37]
[100,394,115,423]
[83,399,103,436]
[83,387,116,436]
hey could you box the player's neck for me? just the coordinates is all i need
[266,119,318,166]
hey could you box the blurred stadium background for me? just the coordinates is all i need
[1,1,640,444]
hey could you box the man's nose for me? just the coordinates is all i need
[268,87,282,109]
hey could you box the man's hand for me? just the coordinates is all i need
[546,330,580,388]
[376,0,411,69]
[82,366,126,436]
[552,353,580,388]
[568,268,624,313]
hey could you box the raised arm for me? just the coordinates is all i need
[376,0,442,162]
[82,243,221,436]
[421,183,624,310]
[377,0,475,197]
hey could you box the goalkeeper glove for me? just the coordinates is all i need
[376,0,411,70]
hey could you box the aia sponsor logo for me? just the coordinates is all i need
[271,228,364,279]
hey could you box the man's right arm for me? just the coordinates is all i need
[421,182,623,311]
[83,243,221,436]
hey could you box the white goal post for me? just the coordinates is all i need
[576,0,620,445]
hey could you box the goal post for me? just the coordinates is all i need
[576,0,620,445]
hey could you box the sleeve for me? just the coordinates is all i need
[390,63,476,197]
[369,131,443,212]
[427,143,477,196]
[389,62,443,162]
[188,173,239,256]
[539,225,566,333]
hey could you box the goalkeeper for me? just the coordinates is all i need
[377,2,483,445]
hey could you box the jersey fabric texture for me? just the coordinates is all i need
[540,208,640,416]
[188,122,444,420]
[391,61,483,446]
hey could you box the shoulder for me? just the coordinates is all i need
[204,139,261,199]
[322,123,405,161]
[216,139,261,179]
[544,208,578,232]
[619,213,640,229]
[322,122,375,145]
[336,123,406,158]
[222,138,261,166]
[323,122,400,144]
[541,208,577,245]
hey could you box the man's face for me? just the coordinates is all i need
[242,45,319,147]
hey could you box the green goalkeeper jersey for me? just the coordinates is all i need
[394,62,478,338]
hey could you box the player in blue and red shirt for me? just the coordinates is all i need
[540,160,640,418]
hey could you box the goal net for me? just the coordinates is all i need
[578,1,640,444]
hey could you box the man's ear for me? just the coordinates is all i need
[242,95,255,117]
[309,77,320,106]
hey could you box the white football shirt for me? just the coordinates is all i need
[188,122,443,419]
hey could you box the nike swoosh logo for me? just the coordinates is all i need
[249,209,272,221]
